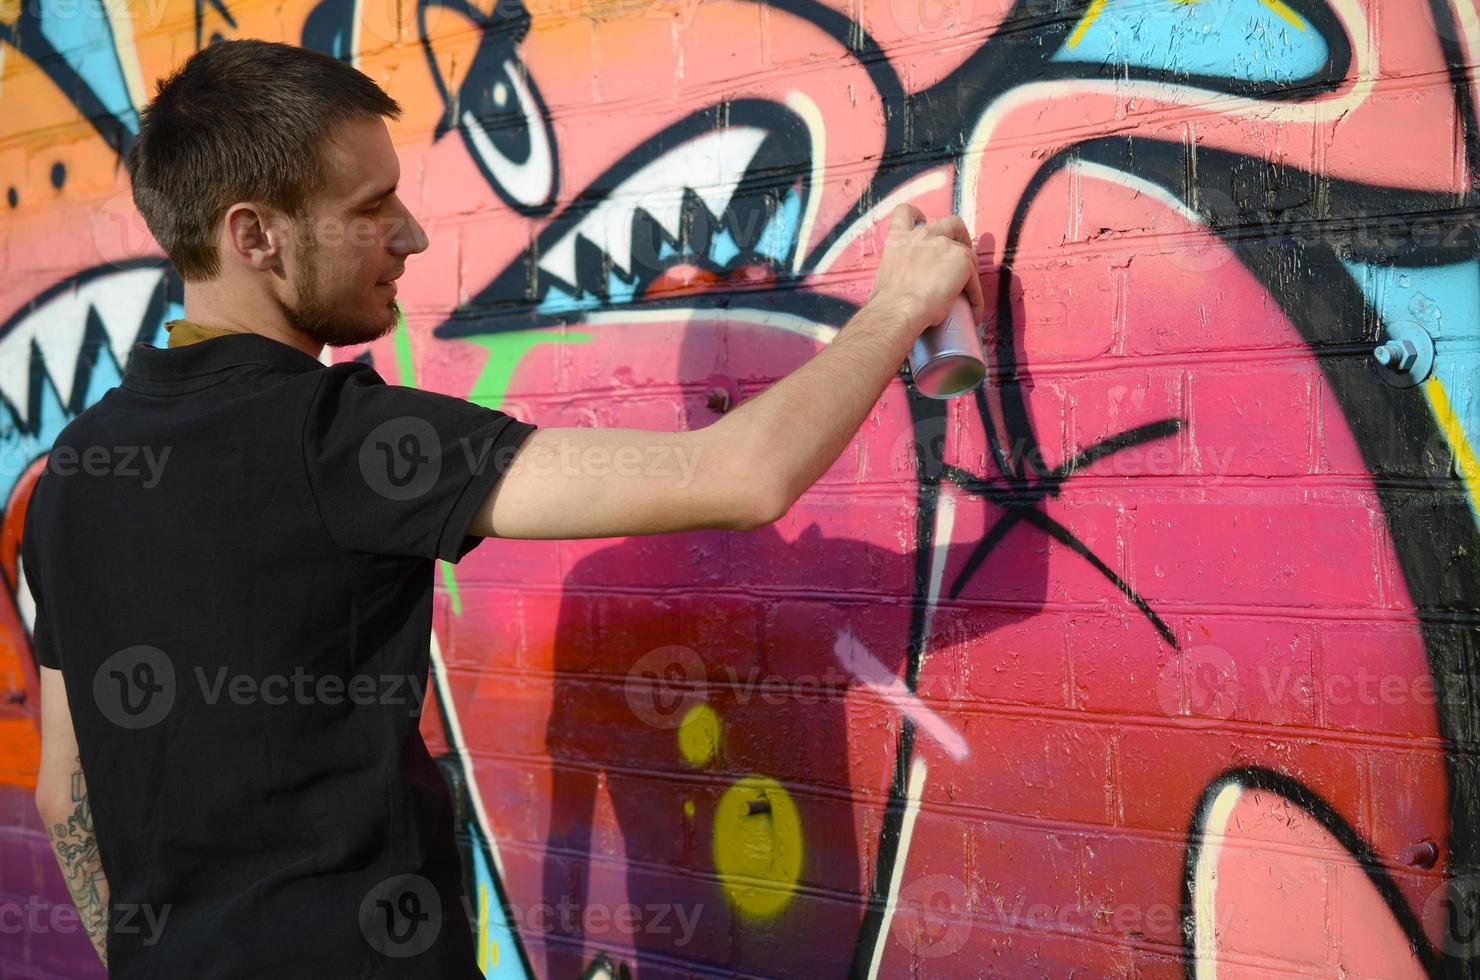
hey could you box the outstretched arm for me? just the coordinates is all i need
[471,208,983,542]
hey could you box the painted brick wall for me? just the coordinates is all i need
[1,0,1478,976]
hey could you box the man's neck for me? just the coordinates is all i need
[182,291,325,361]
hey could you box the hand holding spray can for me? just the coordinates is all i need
[906,291,986,399]
[879,216,988,400]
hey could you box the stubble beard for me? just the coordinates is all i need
[276,239,399,349]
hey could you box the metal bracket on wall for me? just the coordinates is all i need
[1372,320,1436,389]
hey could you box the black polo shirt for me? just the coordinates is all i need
[20,332,537,978]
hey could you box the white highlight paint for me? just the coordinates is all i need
[867,755,929,980]
[0,267,164,423]
[833,626,968,761]
[538,127,767,287]
[461,59,555,209]
[16,549,36,638]
[1068,158,1207,222]
[957,0,1374,237]
[813,170,951,276]
[101,0,148,116]
[920,490,957,652]
[428,629,513,882]
[579,304,837,345]
[785,90,827,274]
[351,0,363,68]
[1192,779,1244,980]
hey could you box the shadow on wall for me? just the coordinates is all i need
[537,309,1052,979]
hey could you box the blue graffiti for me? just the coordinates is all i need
[1344,258,1480,526]
[1054,0,1328,85]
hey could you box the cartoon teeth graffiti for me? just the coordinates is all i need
[3,0,1479,976]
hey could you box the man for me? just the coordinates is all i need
[23,38,983,978]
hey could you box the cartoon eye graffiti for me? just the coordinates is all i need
[418,0,559,214]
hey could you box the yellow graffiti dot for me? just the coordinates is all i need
[684,800,696,820]
[712,775,804,918]
[677,703,721,767]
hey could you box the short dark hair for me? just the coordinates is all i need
[125,39,402,281]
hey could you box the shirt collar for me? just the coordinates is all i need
[165,318,239,348]
[124,330,326,384]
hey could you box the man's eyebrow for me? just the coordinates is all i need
[354,182,398,206]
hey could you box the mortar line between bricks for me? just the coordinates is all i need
[437,587,1479,624]
[790,477,1471,495]
[478,704,1452,765]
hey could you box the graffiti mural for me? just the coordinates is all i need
[1,0,1477,975]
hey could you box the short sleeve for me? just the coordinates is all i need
[301,363,538,562]
[19,493,60,669]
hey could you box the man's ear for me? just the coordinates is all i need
[223,203,287,274]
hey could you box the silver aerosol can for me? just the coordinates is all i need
[906,292,986,400]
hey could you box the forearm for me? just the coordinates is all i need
[713,297,923,515]
[39,756,109,968]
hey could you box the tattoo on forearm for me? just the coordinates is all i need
[44,755,108,968]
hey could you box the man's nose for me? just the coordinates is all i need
[387,200,429,256]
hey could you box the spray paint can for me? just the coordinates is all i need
[906,292,986,400]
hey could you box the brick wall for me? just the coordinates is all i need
[1,0,1478,976]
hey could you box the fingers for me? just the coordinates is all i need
[885,205,988,324]
[889,202,927,236]
[961,250,986,327]
[923,214,973,251]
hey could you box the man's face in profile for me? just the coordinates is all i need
[274,115,428,348]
